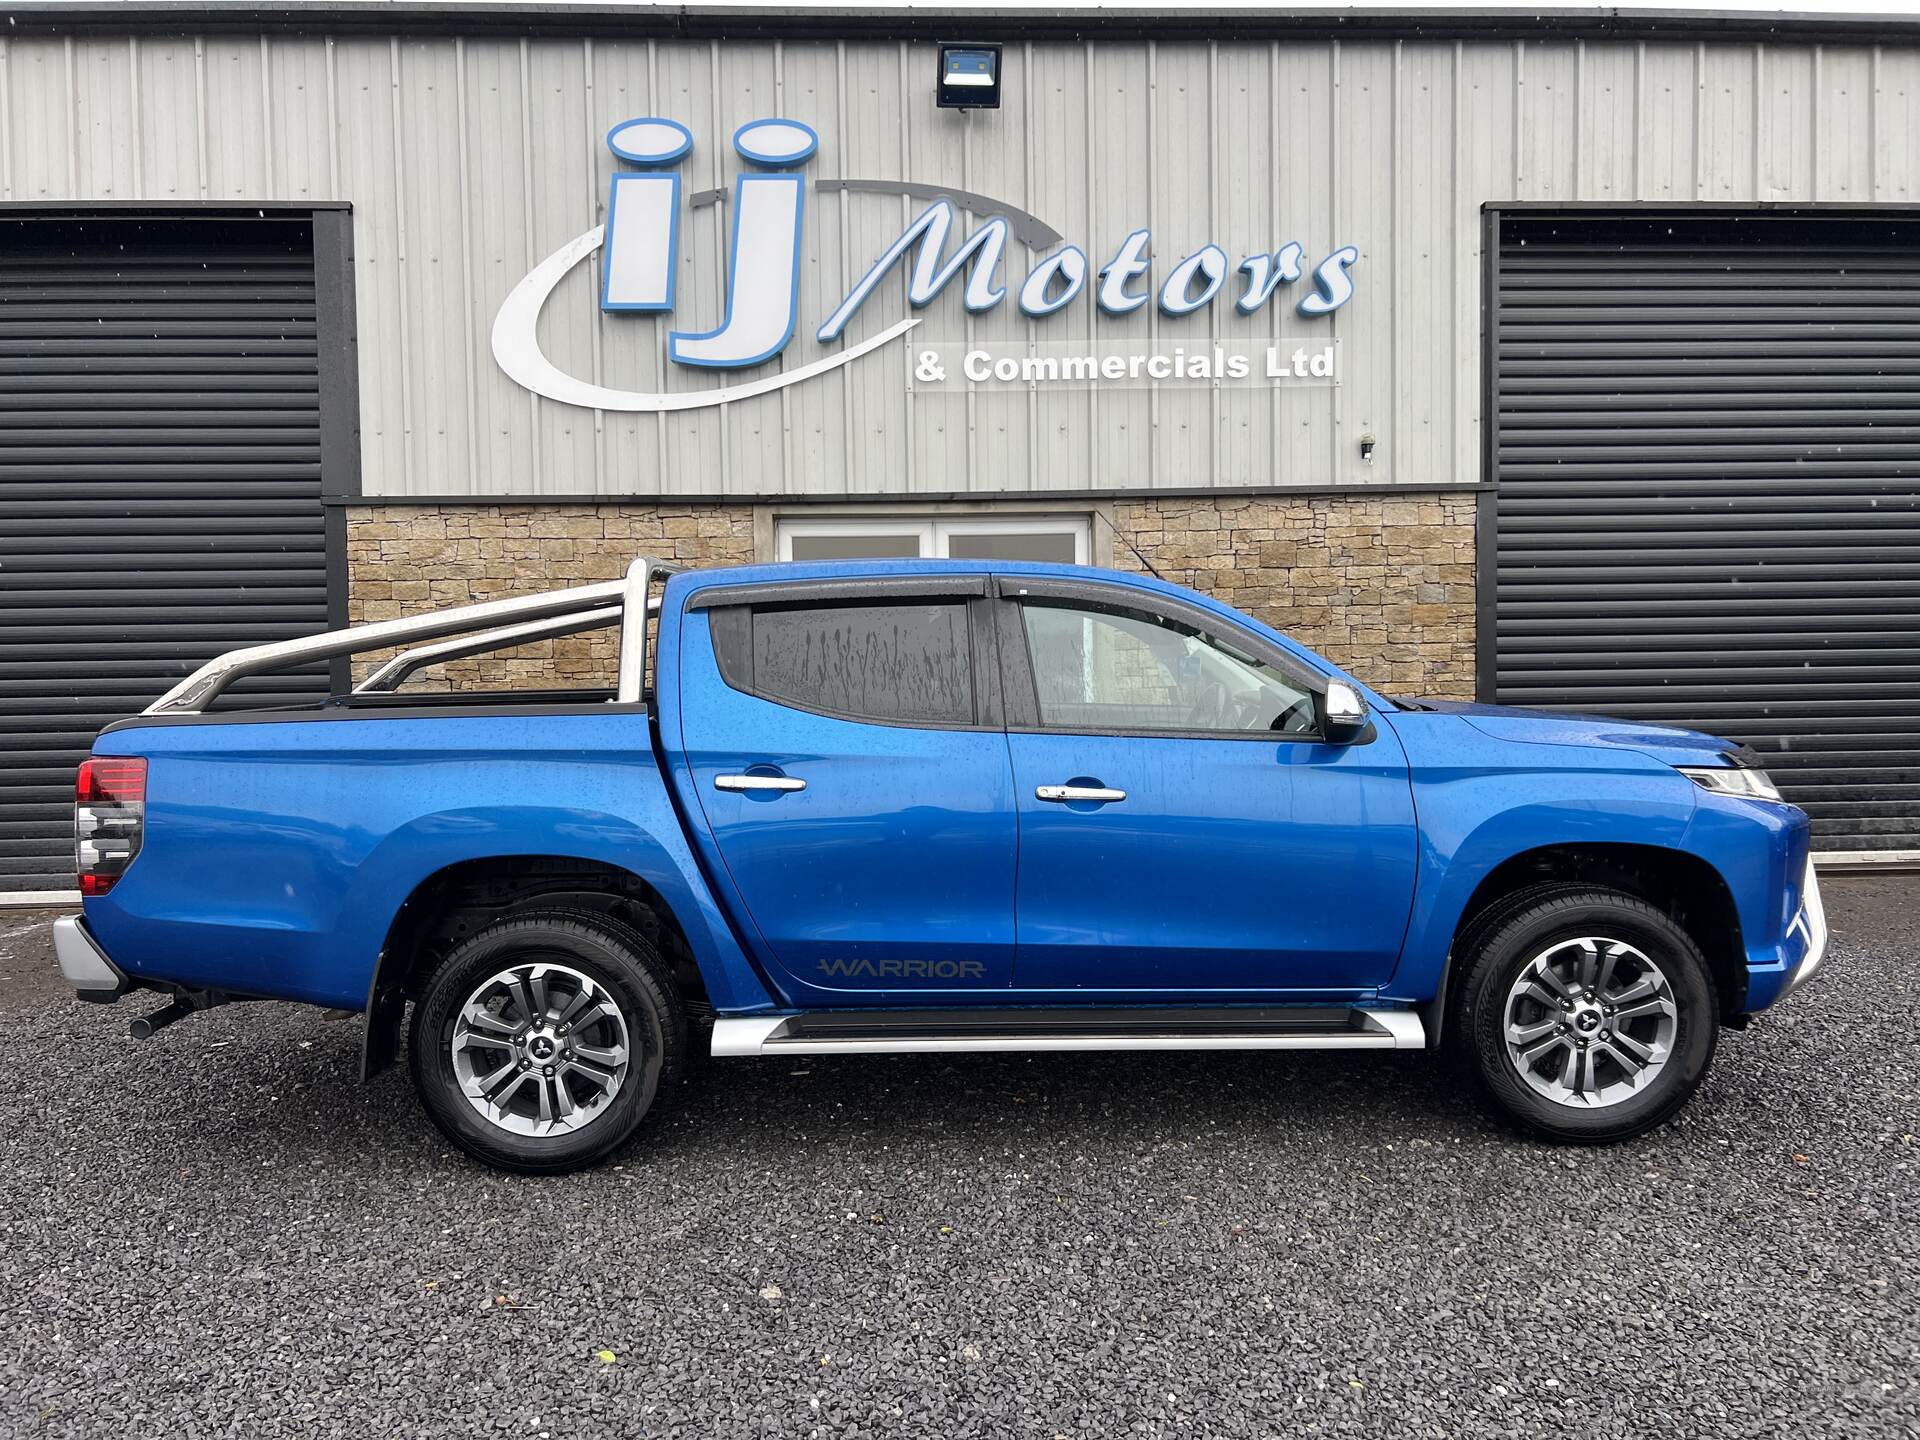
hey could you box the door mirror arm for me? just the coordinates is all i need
[1320,680,1369,745]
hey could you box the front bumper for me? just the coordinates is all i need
[53,914,130,1003]
[1779,859,1829,1001]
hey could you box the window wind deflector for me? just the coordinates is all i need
[684,574,989,610]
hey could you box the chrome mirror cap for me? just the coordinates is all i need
[1323,680,1368,743]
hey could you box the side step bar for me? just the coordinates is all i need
[710,1006,1426,1057]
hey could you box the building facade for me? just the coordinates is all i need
[4,4,1919,895]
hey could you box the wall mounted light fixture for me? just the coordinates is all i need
[937,44,1002,109]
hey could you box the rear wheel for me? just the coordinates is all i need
[1452,887,1718,1143]
[408,910,685,1173]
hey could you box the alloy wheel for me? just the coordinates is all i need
[449,960,632,1136]
[1502,936,1678,1110]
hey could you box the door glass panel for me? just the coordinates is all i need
[1020,598,1317,735]
[752,602,974,725]
[785,531,926,561]
[945,530,1081,563]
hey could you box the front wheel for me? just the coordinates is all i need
[408,910,686,1173]
[1452,887,1718,1143]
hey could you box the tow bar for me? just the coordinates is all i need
[128,989,224,1040]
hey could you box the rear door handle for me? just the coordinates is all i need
[715,774,807,793]
[1035,784,1127,804]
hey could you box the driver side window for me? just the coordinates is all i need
[1018,597,1318,735]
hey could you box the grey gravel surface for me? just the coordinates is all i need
[1,878,1916,1439]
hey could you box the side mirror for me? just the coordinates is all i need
[1321,680,1368,744]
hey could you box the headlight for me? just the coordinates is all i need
[1678,765,1783,802]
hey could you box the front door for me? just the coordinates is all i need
[997,581,1418,998]
[675,581,1015,1006]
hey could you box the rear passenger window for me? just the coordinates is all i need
[725,602,976,726]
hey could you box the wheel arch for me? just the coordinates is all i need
[360,854,711,1080]
[1421,841,1746,1046]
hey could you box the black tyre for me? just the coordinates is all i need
[408,909,686,1173]
[1451,887,1718,1143]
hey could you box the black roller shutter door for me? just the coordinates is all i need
[1490,210,1920,855]
[0,214,331,895]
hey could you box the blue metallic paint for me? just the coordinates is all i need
[1372,706,1811,1009]
[82,558,1820,1029]
[1420,698,1733,766]
[1374,711,1700,1005]
[1005,728,1417,995]
[1680,790,1814,1010]
[85,711,778,1014]
[672,613,1018,1006]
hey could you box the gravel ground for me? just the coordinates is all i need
[0,878,1915,1439]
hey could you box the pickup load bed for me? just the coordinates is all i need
[57,556,1828,1171]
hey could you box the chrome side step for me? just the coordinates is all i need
[710,1006,1426,1057]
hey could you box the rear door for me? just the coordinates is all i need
[996,577,1418,998]
[673,576,1016,1006]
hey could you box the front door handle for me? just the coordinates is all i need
[1035,784,1127,804]
[715,774,807,793]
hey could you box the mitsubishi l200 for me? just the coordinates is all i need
[55,557,1828,1172]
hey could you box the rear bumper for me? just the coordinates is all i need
[53,914,130,1003]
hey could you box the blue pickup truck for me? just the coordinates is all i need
[55,556,1828,1172]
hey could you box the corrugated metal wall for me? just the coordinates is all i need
[0,212,329,895]
[1490,210,1920,854]
[4,33,1919,499]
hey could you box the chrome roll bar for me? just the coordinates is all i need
[352,605,625,695]
[145,555,684,715]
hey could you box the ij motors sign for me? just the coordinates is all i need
[491,116,1360,413]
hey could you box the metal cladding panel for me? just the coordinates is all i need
[1491,211,1920,853]
[0,215,328,892]
[6,34,1920,497]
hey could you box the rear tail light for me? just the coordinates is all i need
[76,756,146,896]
